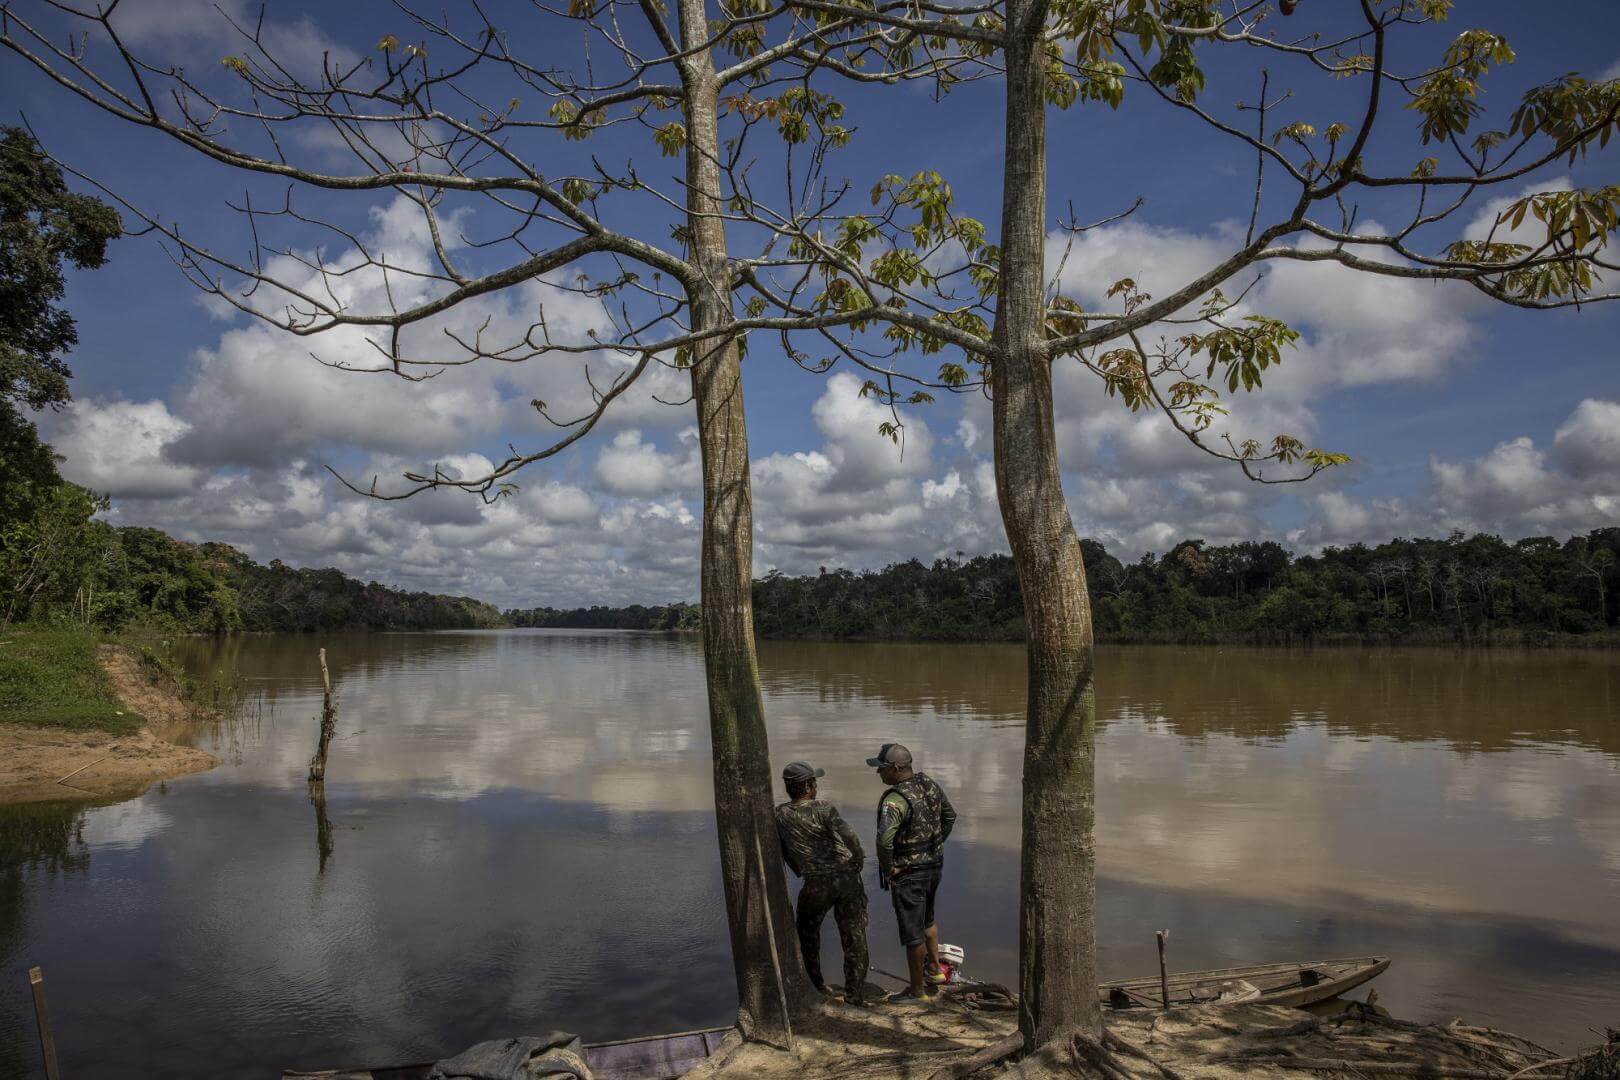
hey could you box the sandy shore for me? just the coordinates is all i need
[0,645,217,805]
[679,996,1575,1079]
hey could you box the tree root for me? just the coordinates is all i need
[1502,1055,1583,1080]
[1254,1017,1329,1040]
[940,983,1018,1014]
[943,982,1016,1002]
[1444,1024,1562,1061]
[1071,1031,1141,1080]
[926,1032,1024,1080]
[1327,1012,1544,1073]
[1211,1050,1502,1078]
[1101,1031,1189,1080]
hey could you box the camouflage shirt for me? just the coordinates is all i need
[775,798,865,879]
[876,773,956,877]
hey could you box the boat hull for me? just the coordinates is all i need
[1099,955,1391,1011]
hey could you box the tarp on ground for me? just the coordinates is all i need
[428,1032,592,1080]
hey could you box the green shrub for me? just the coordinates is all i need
[0,628,140,734]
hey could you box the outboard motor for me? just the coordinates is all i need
[938,943,966,983]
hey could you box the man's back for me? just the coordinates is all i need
[775,798,865,878]
[878,772,956,876]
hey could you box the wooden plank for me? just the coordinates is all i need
[29,967,61,1080]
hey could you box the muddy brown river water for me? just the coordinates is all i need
[3,633,1617,1077]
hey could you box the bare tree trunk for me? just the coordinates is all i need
[676,0,810,1040]
[992,0,1102,1049]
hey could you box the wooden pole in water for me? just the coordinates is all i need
[1156,930,1170,1009]
[28,966,61,1080]
[308,648,336,783]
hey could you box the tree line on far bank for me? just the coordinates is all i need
[507,529,1620,646]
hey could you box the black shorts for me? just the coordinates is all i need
[890,863,942,948]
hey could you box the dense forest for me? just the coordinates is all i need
[507,530,1620,646]
[507,603,700,631]
[5,506,505,634]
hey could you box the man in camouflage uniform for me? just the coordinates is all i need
[774,760,873,1005]
[868,742,956,1000]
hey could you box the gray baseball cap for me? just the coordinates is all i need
[782,760,825,784]
[865,743,913,768]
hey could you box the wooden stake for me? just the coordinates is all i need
[28,966,61,1080]
[308,648,336,783]
[1156,930,1170,1009]
[751,828,795,1053]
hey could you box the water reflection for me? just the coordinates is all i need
[0,802,91,873]
[310,782,335,875]
[0,634,1614,1078]
[0,802,91,1079]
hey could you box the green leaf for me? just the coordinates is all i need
[653,122,687,157]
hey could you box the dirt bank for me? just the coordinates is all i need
[0,645,217,805]
[682,990,1580,1079]
[680,989,1018,1080]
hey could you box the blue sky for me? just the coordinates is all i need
[4,0,1618,606]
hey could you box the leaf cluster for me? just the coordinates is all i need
[0,127,122,413]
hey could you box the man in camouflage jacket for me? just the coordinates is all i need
[774,759,873,1005]
[869,742,956,1000]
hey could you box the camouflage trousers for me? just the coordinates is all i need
[795,869,869,996]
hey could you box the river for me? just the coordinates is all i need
[2,633,1617,1077]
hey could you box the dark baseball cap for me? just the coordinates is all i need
[782,760,825,784]
[865,743,913,768]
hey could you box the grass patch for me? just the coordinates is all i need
[0,628,141,734]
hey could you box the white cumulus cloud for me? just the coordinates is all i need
[48,398,200,498]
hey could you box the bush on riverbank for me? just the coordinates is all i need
[0,628,140,734]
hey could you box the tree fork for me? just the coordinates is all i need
[991,0,1102,1049]
[677,0,812,1040]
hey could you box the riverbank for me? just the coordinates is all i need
[684,995,1607,1079]
[0,630,217,804]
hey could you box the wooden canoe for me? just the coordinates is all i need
[281,1027,733,1080]
[1099,955,1390,1011]
[584,1027,733,1079]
